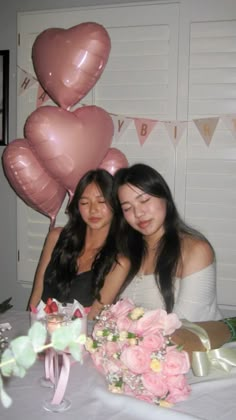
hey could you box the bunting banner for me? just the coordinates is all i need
[17,65,236,149]
[36,85,51,108]
[193,117,219,147]
[18,67,37,96]
[134,119,157,146]
[221,114,236,140]
[110,115,133,142]
[163,121,187,147]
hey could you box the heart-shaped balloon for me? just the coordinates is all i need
[2,139,67,225]
[32,22,111,109]
[99,147,129,175]
[24,105,114,198]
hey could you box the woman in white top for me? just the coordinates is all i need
[112,163,222,322]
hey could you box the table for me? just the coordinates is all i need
[1,310,236,420]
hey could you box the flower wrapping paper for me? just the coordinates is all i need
[86,298,191,406]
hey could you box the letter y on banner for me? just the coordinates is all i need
[111,115,132,142]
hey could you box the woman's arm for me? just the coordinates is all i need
[173,237,223,321]
[171,320,231,362]
[27,227,62,309]
[88,255,130,320]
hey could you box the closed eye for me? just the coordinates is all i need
[140,198,150,204]
[122,206,131,212]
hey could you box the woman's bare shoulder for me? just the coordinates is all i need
[181,235,214,277]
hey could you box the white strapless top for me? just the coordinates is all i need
[120,263,223,322]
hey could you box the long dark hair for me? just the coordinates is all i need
[113,163,210,312]
[44,169,117,301]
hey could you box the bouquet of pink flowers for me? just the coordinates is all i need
[86,298,191,406]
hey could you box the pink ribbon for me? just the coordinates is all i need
[44,349,71,405]
[44,349,55,384]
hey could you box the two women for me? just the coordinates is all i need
[29,163,235,352]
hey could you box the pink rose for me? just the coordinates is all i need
[136,309,181,336]
[136,310,167,335]
[120,346,150,374]
[103,358,122,375]
[163,348,190,375]
[166,375,191,403]
[140,333,165,351]
[124,384,135,397]
[91,349,104,373]
[116,316,133,331]
[163,313,182,335]
[136,393,154,404]
[141,372,168,398]
[105,341,120,357]
[110,298,135,318]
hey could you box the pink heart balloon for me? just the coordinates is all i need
[24,105,114,198]
[99,147,129,175]
[2,139,67,225]
[32,22,111,109]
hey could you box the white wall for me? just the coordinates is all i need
[0,0,152,309]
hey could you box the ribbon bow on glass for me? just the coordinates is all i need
[181,319,236,377]
[44,349,71,405]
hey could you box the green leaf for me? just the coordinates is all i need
[69,319,82,340]
[28,322,47,351]
[0,375,12,408]
[51,326,72,351]
[0,348,15,377]
[51,319,83,351]
[11,337,36,369]
[1,387,12,408]
[68,343,82,362]
[12,364,26,378]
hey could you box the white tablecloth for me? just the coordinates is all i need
[1,310,236,420]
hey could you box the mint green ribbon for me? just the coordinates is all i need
[181,320,236,377]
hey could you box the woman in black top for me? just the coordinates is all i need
[28,168,130,319]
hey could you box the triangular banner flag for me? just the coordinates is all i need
[193,117,219,146]
[18,67,37,95]
[163,121,187,147]
[110,115,132,141]
[134,119,157,146]
[36,85,51,108]
[221,114,236,140]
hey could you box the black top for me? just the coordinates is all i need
[41,269,95,307]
